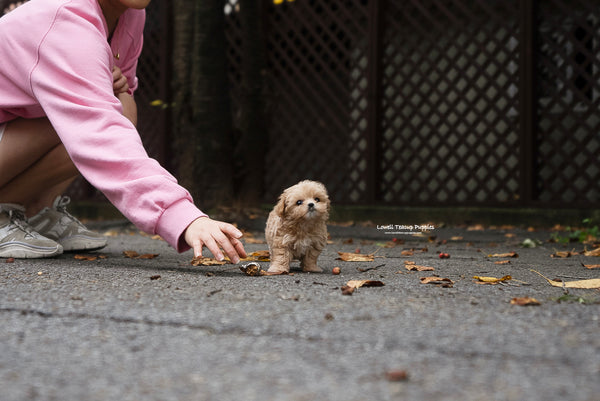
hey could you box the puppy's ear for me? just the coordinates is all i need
[273,193,286,217]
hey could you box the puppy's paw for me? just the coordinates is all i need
[267,264,290,274]
[302,265,323,273]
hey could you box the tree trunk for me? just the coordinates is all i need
[171,0,234,211]
[234,0,268,205]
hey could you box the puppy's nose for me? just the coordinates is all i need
[308,202,315,209]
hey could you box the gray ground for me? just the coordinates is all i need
[1,221,599,401]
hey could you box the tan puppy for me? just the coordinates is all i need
[266,180,330,273]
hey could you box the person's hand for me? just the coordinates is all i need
[184,217,247,264]
[112,66,129,95]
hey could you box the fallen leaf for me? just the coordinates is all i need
[191,257,228,266]
[244,237,266,244]
[582,263,600,269]
[405,264,434,272]
[467,224,485,231]
[473,275,512,284]
[584,247,600,257]
[488,251,518,258]
[551,251,575,258]
[337,251,375,262]
[240,250,270,262]
[385,370,409,381]
[346,280,385,289]
[531,270,600,289]
[137,253,159,259]
[450,236,463,241]
[510,297,540,306]
[74,254,98,261]
[123,250,139,258]
[5,257,15,263]
[150,275,161,280]
[420,276,454,287]
[494,260,511,265]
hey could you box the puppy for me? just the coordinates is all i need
[266,180,330,273]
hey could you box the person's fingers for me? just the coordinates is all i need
[230,236,247,259]
[191,238,203,258]
[219,222,243,239]
[203,236,225,262]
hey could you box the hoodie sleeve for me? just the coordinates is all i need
[29,5,205,252]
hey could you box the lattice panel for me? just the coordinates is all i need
[536,0,600,205]
[378,0,521,205]
[261,0,370,202]
[224,0,243,127]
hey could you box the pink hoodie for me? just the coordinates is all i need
[0,0,206,251]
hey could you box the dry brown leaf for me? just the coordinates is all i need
[405,264,434,272]
[582,263,600,269]
[137,253,159,259]
[584,247,600,257]
[467,224,485,231]
[473,275,512,284]
[123,250,139,258]
[494,260,511,265]
[123,251,159,259]
[551,250,576,258]
[74,254,103,261]
[450,236,463,241]
[420,276,454,287]
[190,257,228,266]
[337,251,375,262]
[510,297,540,306]
[239,250,270,262]
[400,250,414,256]
[244,237,266,244]
[488,251,518,258]
[346,280,385,289]
[531,270,600,289]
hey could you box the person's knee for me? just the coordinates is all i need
[54,144,78,177]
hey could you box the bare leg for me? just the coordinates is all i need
[0,118,79,216]
[300,247,323,273]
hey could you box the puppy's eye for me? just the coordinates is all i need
[296,200,303,206]
[314,197,320,203]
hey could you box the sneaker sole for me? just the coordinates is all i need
[59,235,108,252]
[0,242,63,258]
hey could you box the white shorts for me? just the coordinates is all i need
[0,123,5,144]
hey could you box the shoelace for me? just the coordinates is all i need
[54,196,86,228]
[7,209,37,238]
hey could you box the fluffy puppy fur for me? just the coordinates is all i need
[266,180,330,273]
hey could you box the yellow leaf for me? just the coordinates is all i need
[531,270,600,289]
[337,252,375,262]
[488,252,518,258]
[511,297,540,306]
[584,247,600,257]
[473,275,512,283]
[240,250,271,262]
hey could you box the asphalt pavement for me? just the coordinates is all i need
[1,218,599,401]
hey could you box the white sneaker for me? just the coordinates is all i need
[28,196,107,252]
[0,203,63,258]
